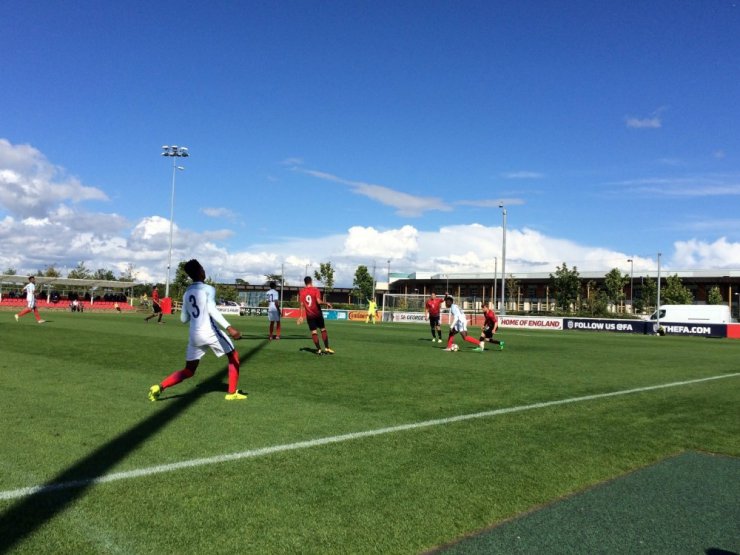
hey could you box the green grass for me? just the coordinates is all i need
[1,311,738,554]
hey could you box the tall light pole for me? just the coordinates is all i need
[499,202,507,315]
[387,259,391,291]
[627,258,634,313]
[493,256,498,308]
[161,145,189,298]
[656,252,662,332]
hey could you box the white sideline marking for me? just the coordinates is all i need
[1,373,738,501]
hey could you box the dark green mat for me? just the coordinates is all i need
[436,452,740,554]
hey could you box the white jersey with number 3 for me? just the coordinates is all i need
[181,282,234,358]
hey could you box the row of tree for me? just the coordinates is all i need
[4,262,136,282]
[541,263,722,316]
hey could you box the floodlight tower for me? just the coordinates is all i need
[161,145,189,298]
[499,202,507,315]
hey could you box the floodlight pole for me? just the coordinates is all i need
[161,145,189,298]
[627,258,634,313]
[499,203,507,315]
[493,256,497,309]
[656,252,662,331]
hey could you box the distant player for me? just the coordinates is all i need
[365,298,378,324]
[297,276,334,355]
[145,285,163,323]
[443,295,483,352]
[266,281,281,339]
[14,276,45,324]
[148,259,246,401]
[479,301,504,351]
[424,292,444,342]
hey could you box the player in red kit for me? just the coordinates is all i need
[424,292,444,343]
[145,285,163,323]
[478,301,504,350]
[297,276,334,355]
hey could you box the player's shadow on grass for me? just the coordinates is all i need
[0,342,266,554]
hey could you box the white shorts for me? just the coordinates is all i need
[451,320,468,333]
[268,307,280,322]
[27,299,36,309]
[186,328,234,361]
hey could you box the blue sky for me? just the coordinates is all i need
[1,1,739,287]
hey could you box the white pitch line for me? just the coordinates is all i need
[1,372,738,502]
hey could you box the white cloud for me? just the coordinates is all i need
[625,106,668,129]
[626,116,662,129]
[201,207,238,220]
[672,237,740,269]
[500,171,544,179]
[0,138,108,218]
[297,167,451,217]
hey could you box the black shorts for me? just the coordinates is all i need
[152,303,162,314]
[482,326,493,339]
[429,315,440,327]
[307,314,326,331]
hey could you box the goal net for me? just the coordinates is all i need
[381,293,431,323]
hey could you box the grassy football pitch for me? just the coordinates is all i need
[1,311,738,554]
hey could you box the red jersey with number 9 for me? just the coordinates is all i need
[299,286,323,318]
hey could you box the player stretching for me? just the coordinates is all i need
[148,259,246,401]
[297,276,334,355]
[443,295,483,352]
[424,292,444,342]
[266,281,281,340]
[479,301,504,351]
[14,276,45,324]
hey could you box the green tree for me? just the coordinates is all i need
[604,267,629,312]
[93,268,117,281]
[584,280,609,316]
[68,261,91,279]
[706,286,723,305]
[264,274,284,285]
[313,262,335,292]
[353,265,375,303]
[506,275,520,311]
[550,262,581,313]
[171,260,191,300]
[662,274,694,304]
[40,265,61,277]
[120,263,137,282]
[210,280,238,303]
[3,267,16,275]
[640,277,657,313]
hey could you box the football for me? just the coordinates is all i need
[450,344,459,351]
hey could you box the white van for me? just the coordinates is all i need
[647,304,732,324]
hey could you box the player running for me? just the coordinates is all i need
[148,259,246,401]
[443,295,484,352]
[479,301,504,351]
[297,276,334,355]
[144,285,163,323]
[14,276,45,324]
[424,292,444,342]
